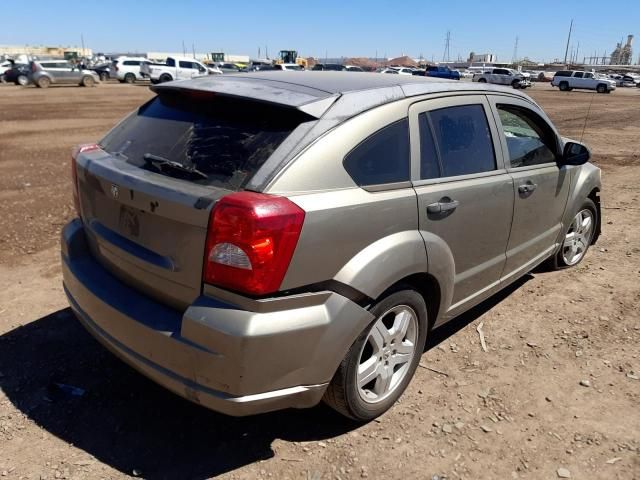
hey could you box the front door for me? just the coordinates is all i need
[409,95,514,315]
[486,96,571,281]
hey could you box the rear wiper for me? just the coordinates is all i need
[143,153,208,180]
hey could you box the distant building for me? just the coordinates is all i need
[610,35,633,65]
[0,44,92,58]
[469,53,497,63]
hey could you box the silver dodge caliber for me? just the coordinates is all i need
[62,72,601,421]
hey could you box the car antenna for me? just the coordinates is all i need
[580,91,597,143]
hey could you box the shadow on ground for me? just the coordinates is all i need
[0,275,531,479]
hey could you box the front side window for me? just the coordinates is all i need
[428,105,496,177]
[166,58,175,67]
[497,105,557,168]
[343,119,410,187]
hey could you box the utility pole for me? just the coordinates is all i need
[442,30,451,62]
[80,33,85,57]
[563,19,573,66]
[512,36,519,64]
[192,43,196,59]
[575,41,580,65]
[182,40,186,56]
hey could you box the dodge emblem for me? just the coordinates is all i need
[110,184,119,199]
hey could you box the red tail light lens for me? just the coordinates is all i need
[204,192,305,296]
[71,144,100,216]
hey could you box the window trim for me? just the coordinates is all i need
[485,94,562,172]
[408,94,507,183]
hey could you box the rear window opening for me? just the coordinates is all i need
[99,91,314,190]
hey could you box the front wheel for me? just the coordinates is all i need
[596,84,607,94]
[99,72,109,81]
[477,78,487,83]
[159,73,172,83]
[17,74,28,86]
[323,288,428,421]
[553,199,597,269]
[36,76,51,88]
[124,73,136,84]
[511,80,520,89]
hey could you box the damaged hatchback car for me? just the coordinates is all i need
[62,72,601,421]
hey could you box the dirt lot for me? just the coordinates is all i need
[0,81,638,480]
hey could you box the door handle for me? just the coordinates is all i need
[518,182,538,194]
[427,198,459,214]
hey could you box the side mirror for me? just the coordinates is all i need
[561,141,590,166]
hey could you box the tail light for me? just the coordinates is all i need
[71,144,100,216]
[203,192,305,296]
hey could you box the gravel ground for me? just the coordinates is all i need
[0,81,638,480]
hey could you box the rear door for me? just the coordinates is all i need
[486,95,570,281]
[76,91,314,309]
[409,95,514,315]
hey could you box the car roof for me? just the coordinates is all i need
[152,71,532,118]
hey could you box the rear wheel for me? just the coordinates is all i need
[0,74,6,84]
[99,72,109,81]
[124,73,136,84]
[478,78,487,83]
[323,288,428,421]
[559,81,569,91]
[596,84,607,94]
[81,75,95,87]
[159,73,172,83]
[36,76,51,88]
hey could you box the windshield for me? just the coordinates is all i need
[100,92,312,190]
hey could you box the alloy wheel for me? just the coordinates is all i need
[562,209,594,265]
[357,305,418,404]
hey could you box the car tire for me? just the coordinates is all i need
[323,287,428,421]
[99,72,109,82]
[559,81,569,91]
[0,74,6,84]
[124,73,136,84]
[36,76,51,89]
[81,75,95,87]
[550,198,597,270]
[511,80,520,89]
[478,78,487,83]
[159,74,172,83]
[16,75,28,86]
[596,84,607,94]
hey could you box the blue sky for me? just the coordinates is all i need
[2,0,638,62]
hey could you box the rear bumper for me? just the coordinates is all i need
[61,219,373,416]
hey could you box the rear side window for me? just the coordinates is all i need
[100,92,313,190]
[428,105,496,177]
[179,61,194,69]
[573,72,584,78]
[343,119,410,187]
[123,60,140,66]
[554,71,571,77]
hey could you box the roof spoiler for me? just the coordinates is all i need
[150,80,340,119]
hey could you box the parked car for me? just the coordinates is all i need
[425,65,461,80]
[345,65,364,72]
[216,63,242,73]
[64,72,601,421]
[551,70,616,93]
[87,63,111,82]
[312,63,345,71]
[380,68,399,74]
[29,60,99,88]
[110,57,151,83]
[3,62,30,85]
[473,68,532,89]
[143,56,215,83]
[273,63,303,71]
[0,60,12,81]
[390,67,414,75]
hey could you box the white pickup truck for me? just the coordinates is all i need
[472,68,532,89]
[551,70,616,93]
[142,56,220,84]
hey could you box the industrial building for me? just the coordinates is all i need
[0,44,92,59]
